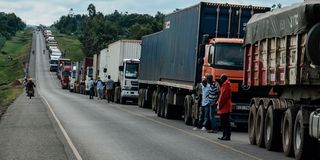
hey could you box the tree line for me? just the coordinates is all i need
[53,4,165,57]
[0,12,26,50]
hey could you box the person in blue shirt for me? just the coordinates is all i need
[207,75,219,133]
[96,77,105,100]
[193,76,210,131]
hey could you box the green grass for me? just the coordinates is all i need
[0,29,32,115]
[54,32,85,62]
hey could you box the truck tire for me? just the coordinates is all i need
[293,110,315,160]
[156,92,162,116]
[264,104,282,151]
[306,23,320,66]
[152,90,157,111]
[248,104,257,145]
[114,87,120,103]
[184,95,192,125]
[160,93,166,118]
[120,96,126,104]
[282,108,296,157]
[164,94,172,119]
[255,103,266,148]
[138,89,143,107]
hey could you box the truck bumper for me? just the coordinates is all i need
[121,90,139,99]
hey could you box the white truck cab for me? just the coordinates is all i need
[119,59,140,101]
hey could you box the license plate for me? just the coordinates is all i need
[236,105,250,110]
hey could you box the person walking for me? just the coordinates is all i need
[217,74,232,140]
[89,77,95,99]
[105,75,114,103]
[96,77,105,100]
[207,75,219,133]
[193,76,210,131]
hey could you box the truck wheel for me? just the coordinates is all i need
[255,103,266,148]
[164,94,172,119]
[264,104,282,151]
[306,23,320,65]
[160,93,166,118]
[152,90,157,111]
[114,87,120,103]
[138,89,142,107]
[248,104,257,145]
[156,92,162,117]
[293,110,315,160]
[141,89,148,108]
[120,97,126,104]
[184,95,192,125]
[282,108,296,157]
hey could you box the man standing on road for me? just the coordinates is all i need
[207,75,219,133]
[105,75,114,103]
[193,76,210,131]
[217,74,232,141]
[89,77,95,99]
[96,77,105,100]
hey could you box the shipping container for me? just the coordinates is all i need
[140,2,269,88]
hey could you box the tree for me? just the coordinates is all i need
[87,4,96,17]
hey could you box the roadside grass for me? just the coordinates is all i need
[0,29,32,116]
[54,32,85,62]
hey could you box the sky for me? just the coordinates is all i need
[0,0,303,26]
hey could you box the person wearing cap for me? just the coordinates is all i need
[217,74,232,140]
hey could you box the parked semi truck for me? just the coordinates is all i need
[101,40,141,104]
[138,2,269,127]
[244,1,320,160]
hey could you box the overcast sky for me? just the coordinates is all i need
[0,0,302,26]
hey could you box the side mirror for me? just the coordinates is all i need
[119,66,124,72]
[103,68,107,73]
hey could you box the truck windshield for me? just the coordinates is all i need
[72,70,76,78]
[62,71,71,77]
[50,60,58,64]
[88,68,93,77]
[213,43,244,69]
[125,63,139,79]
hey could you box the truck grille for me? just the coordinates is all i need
[131,81,138,86]
[131,87,138,91]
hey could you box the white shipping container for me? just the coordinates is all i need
[105,40,141,82]
[99,48,108,81]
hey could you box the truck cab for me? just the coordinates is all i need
[202,38,251,128]
[116,59,139,103]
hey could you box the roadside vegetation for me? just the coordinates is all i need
[53,4,164,57]
[0,29,32,116]
[54,32,85,62]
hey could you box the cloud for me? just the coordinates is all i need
[0,0,303,25]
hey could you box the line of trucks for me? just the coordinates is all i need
[47,1,319,159]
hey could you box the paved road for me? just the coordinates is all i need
[2,31,295,160]
[0,32,68,160]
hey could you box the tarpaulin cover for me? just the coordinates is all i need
[245,1,320,45]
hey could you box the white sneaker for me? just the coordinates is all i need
[193,127,198,131]
[201,127,207,131]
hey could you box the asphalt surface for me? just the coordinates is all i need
[0,31,295,160]
[0,33,68,160]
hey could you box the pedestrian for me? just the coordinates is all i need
[89,77,94,99]
[96,77,105,100]
[193,77,210,131]
[207,75,219,133]
[105,75,114,103]
[217,74,232,141]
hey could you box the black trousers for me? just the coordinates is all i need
[220,113,231,138]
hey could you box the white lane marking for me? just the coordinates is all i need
[34,32,83,160]
[41,96,83,160]
[113,104,262,160]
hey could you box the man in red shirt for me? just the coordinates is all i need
[217,74,232,141]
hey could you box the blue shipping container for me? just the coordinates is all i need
[140,2,270,87]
